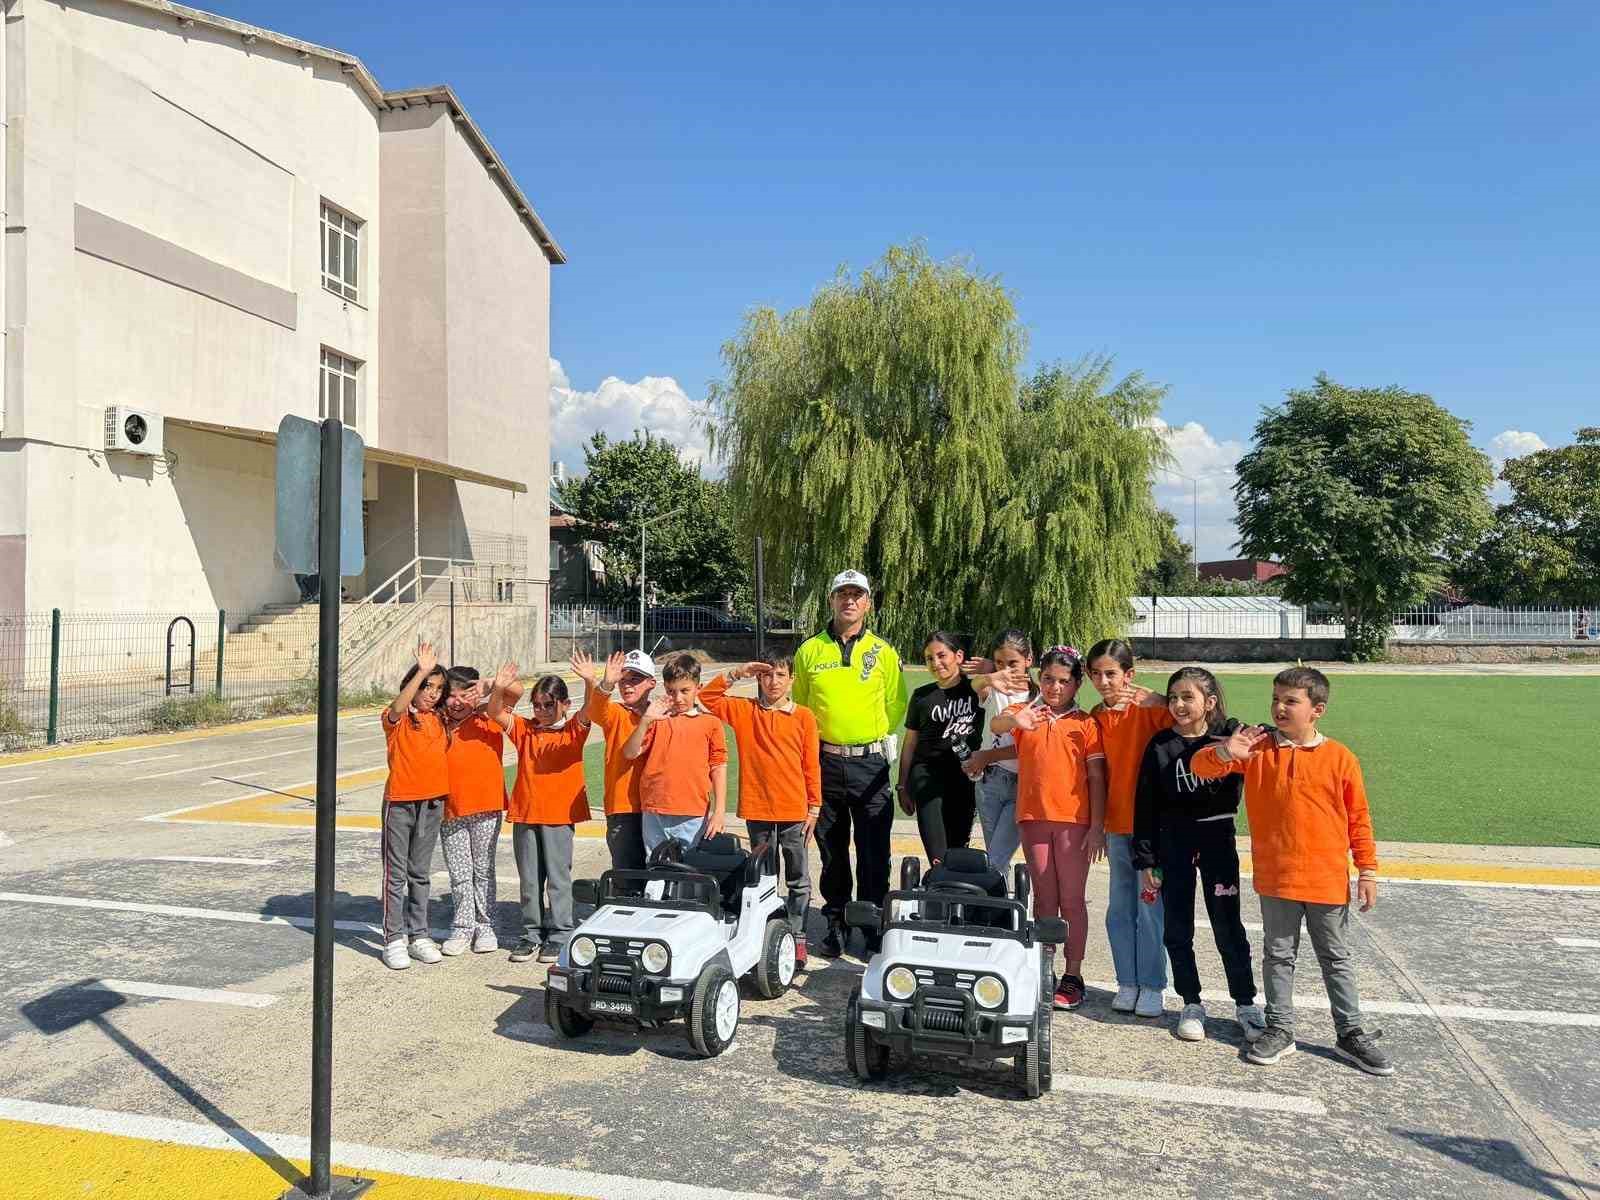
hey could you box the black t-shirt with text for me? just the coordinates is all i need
[905,678,983,763]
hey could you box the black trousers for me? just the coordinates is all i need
[1159,818,1258,1005]
[907,755,976,865]
[816,750,894,919]
[746,819,810,934]
[605,812,646,872]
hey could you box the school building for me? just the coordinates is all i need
[0,0,562,668]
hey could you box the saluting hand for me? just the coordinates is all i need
[733,661,773,682]
[644,695,671,720]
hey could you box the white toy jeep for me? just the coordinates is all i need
[544,833,796,1057]
[843,847,1067,1098]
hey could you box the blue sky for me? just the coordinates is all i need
[215,1,1599,557]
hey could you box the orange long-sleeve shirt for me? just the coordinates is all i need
[1191,733,1377,905]
[443,713,509,820]
[381,709,450,802]
[1092,703,1174,836]
[585,687,645,816]
[638,710,728,817]
[699,674,822,822]
[506,715,591,826]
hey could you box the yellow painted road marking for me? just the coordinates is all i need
[0,1117,585,1199]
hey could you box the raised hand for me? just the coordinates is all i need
[734,661,774,681]
[961,656,997,679]
[493,662,519,693]
[1011,700,1046,731]
[415,641,438,675]
[645,695,671,720]
[570,648,598,686]
[1217,723,1270,761]
[602,650,626,688]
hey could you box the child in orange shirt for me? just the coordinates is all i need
[488,665,591,964]
[700,652,822,962]
[380,641,450,972]
[439,664,509,958]
[576,647,655,870]
[1191,667,1392,1076]
[1087,639,1174,1019]
[991,645,1106,1011]
[624,654,728,855]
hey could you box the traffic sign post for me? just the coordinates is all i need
[275,416,371,1200]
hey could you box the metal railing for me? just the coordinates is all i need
[1131,605,1345,640]
[1391,603,1597,642]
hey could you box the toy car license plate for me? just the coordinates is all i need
[590,998,635,1016]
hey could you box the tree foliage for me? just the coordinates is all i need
[708,243,1167,650]
[1455,428,1600,605]
[556,432,745,605]
[1233,375,1493,658]
[1137,510,1195,594]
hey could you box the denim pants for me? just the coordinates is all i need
[643,811,705,855]
[976,767,1021,872]
[1105,832,1167,989]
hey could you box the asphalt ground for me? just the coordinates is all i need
[2,711,1599,1199]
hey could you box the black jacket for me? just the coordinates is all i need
[1131,719,1244,870]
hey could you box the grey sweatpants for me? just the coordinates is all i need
[441,810,501,937]
[381,797,443,943]
[746,819,811,936]
[513,822,575,944]
[1259,894,1365,1035]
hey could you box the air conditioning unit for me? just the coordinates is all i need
[104,405,164,456]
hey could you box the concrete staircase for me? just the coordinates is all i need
[204,601,415,677]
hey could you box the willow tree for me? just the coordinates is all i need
[708,243,1166,651]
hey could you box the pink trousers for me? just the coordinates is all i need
[1020,819,1091,962]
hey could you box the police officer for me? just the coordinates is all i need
[792,570,909,956]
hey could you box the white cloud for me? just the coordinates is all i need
[548,356,714,478]
[1149,419,1247,563]
[1483,428,1548,503]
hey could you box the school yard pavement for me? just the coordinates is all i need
[2,715,1600,1199]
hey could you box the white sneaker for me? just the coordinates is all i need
[440,935,471,957]
[1134,987,1165,1018]
[1236,1003,1267,1043]
[1176,1002,1207,1041]
[1111,985,1139,1013]
[382,940,412,971]
[472,929,498,954]
[408,937,443,965]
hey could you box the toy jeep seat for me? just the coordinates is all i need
[680,833,751,915]
[923,847,1012,929]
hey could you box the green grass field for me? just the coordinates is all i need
[506,672,1600,848]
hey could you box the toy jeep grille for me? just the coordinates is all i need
[920,1005,967,1032]
[912,967,978,992]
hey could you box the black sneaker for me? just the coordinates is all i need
[508,939,538,963]
[1245,1025,1297,1065]
[1336,1027,1394,1076]
[537,940,560,964]
[818,919,846,958]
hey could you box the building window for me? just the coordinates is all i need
[319,349,362,429]
[321,202,361,301]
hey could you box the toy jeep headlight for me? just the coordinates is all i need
[570,936,596,967]
[973,975,1005,1010]
[885,966,916,1001]
[640,942,670,975]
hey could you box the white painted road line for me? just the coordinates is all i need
[88,980,278,1008]
[1053,1074,1326,1115]
[122,754,181,766]
[202,772,267,786]
[0,775,40,785]
[0,1098,791,1200]
[1081,979,1600,1028]
[134,746,312,780]
[1379,877,1600,895]
[1197,918,1264,933]
[1554,937,1600,949]
[0,891,437,938]
[147,856,280,867]
[0,796,42,807]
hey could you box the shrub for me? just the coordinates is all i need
[149,693,237,731]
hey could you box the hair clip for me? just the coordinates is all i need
[1048,644,1080,661]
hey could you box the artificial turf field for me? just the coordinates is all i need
[509,672,1598,849]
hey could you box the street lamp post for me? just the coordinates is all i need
[1159,466,1201,579]
[638,505,685,651]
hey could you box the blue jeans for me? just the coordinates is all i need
[643,812,705,856]
[1105,832,1167,989]
[977,768,1021,872]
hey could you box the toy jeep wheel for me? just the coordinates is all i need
[754,918,797,999]
[545,986,593,1038]
[845,986,890,1081]
[687,965,740,1058]
[1016,1004,1053,1098]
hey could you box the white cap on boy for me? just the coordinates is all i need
[621,649,657,679]
[829,569,871,594]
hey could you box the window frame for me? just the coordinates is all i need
[318,348,364,432]
[320,201,363,303]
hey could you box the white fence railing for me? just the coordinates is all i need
[1390,604,1595,642]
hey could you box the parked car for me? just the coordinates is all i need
[644,605,756,635]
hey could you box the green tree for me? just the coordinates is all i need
[709,243,1167,649]
[1233,375,1493,659]
[1137,509,1196,594]
[557,432,745,605]
[1455,428,1600,604]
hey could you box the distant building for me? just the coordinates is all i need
[1197,558,1288,584]
[549,488,605,604]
